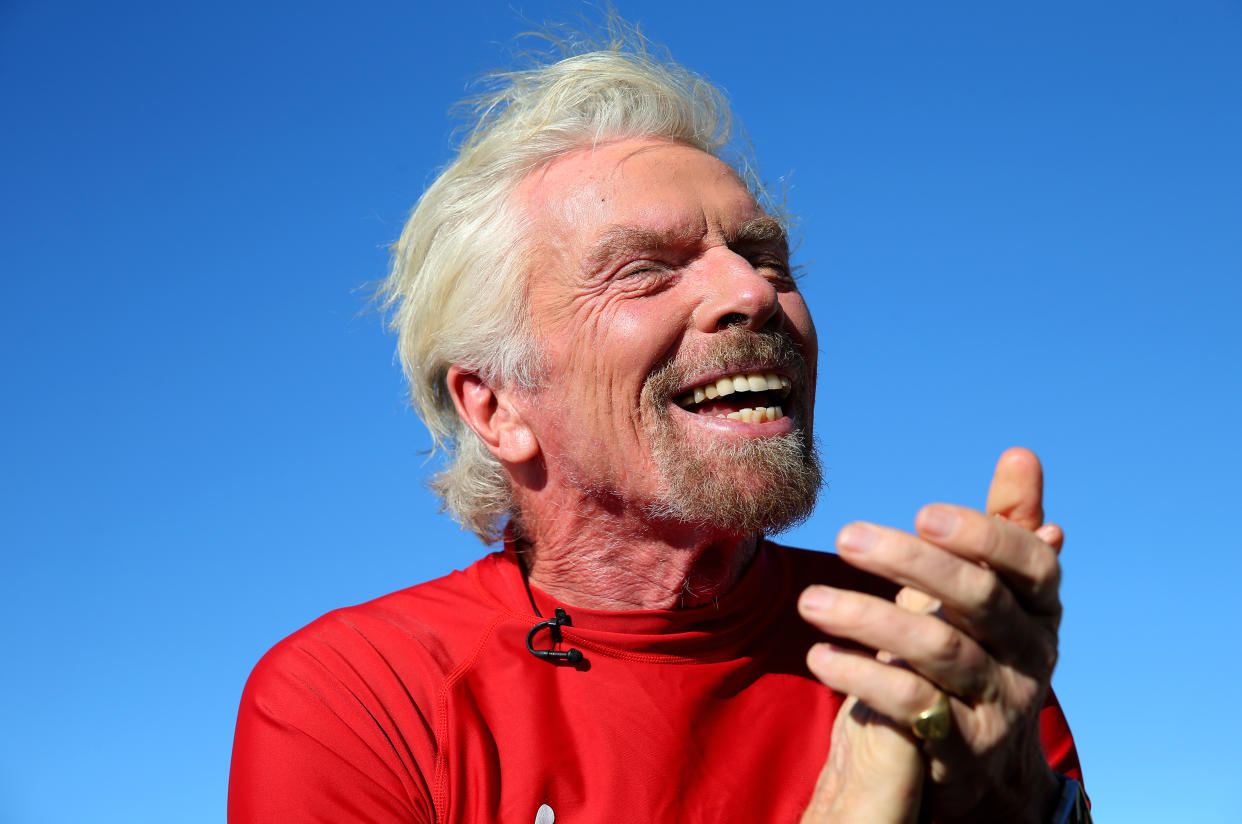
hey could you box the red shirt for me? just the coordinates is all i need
[229,542,1082,823]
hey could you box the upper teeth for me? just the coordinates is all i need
[677,372,791,407]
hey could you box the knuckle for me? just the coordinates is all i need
[1034,546,1061,584]
[979,517,1006,561]
[972,658,1001,701]
[893,530,922,565]
[1028,551,1062,604]
[929,621,963,664]
[896,672,928,709]
[974,572,1011,619]
[956,635,989,674]
[1020,630,1059,675]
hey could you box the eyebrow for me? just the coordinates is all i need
[581,216,788,276]
[728,216,788,251]
[581,224,701,276]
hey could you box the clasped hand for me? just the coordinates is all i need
[798,449,1064,824]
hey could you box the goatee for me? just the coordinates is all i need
[639,330,822,534]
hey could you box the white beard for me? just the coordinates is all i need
[638,330,821,533]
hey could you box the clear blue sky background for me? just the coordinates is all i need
[3,1,1240,821]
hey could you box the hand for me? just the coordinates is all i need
[798,695,923,824]
[800,448,1065,824]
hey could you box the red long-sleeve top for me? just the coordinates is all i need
[230,542,1082,823]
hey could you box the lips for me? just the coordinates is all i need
[642,330,810,431]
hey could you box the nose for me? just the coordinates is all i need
[692,248,781,333]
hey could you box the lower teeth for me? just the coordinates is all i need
[716,406,783,423]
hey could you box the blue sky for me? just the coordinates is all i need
[2,1,1240,821]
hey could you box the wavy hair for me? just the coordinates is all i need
[377,20,771,542]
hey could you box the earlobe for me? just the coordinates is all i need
[445,365,540,464]
[496,422,538,462]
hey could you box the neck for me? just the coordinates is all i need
[514,496,761,611]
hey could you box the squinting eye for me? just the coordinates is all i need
[619,262,672,281]
[754,258,795,283]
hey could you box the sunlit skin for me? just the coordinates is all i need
[445,140,1067,822]
[450,138,817,610]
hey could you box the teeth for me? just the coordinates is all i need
[676,371,793,410]
[723,406,785,423]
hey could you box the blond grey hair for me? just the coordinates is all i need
[378,23,770,542]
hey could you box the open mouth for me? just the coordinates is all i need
[674,371,793,423]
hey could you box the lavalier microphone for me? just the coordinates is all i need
[526,607,584,664]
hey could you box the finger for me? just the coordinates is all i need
[806,696,925,824]
[895,585,940,615]
[985,447,1044,531]
[836,522,1059,658]
[914,505,1062,617]
[806,641,954,736]
[1036,522,1064,553]
[799,585,996,700]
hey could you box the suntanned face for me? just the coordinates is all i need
[511,138,820,533]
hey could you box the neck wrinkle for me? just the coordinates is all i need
[513,518,761,611]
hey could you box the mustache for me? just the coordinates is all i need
[643,330,810,407]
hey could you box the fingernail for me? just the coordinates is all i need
[809,643,836,668]
[800,585,838,612]
[919,506,959,538]
[838,524,877,553]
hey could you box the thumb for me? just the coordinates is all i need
[985,447,1045,531]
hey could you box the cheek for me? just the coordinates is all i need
[781,294,818,353]
[604,299,686,363]
[567,298,682,380]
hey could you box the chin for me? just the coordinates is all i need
[643,428,822,535]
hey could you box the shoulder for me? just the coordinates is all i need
[230,555,509,822]
[243,555,505,709]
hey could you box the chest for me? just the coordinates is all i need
[431,628,841,824]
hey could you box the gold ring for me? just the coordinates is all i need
[911,691,951,741]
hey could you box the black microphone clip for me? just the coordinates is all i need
[526,607,584,664]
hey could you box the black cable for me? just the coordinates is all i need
[516,542,584,664]
[525,608,584,664]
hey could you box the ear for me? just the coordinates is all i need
[445,365,540,464]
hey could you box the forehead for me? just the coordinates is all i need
[514,139,766,254]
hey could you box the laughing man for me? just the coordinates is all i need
[230,30,1086,824]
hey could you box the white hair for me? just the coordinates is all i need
[378,23,772,542]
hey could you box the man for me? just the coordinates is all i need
[230,28,1086,824]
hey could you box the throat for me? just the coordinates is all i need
[519,528,761,611]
